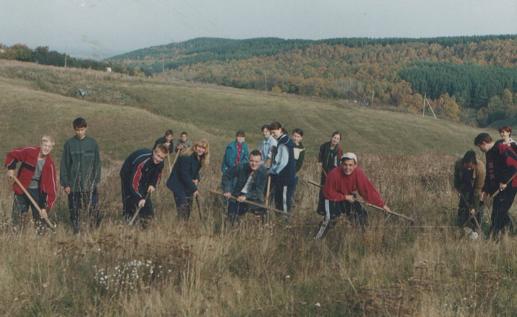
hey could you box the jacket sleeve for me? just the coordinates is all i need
[42,160,57,211]
[60,142,71,187]
[4,147,29,169]
[242,144,249,163]
[318,143,324,163]
[222,165,238,193]
[356,169,385,208]
[296,148,305,172]
[270,144,288,175]
[221,145,232,173]
[323,171,346,201]
[150,164,164,187]
[129,161,145,200]
[93,141,101,186]
[472,162,485,210]
[247,169,266,203]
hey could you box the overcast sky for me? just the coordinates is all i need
[1,0,516,59]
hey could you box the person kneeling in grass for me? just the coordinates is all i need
[222,150,267,224]
[4,135,57,230]
[321,153,391,233]
[120,145,167,225]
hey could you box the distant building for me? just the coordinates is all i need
[106,67,112,73]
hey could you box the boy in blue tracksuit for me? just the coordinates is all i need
[120,145,167,223]
[221,130,249,173]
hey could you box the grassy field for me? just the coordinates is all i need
[0,61,515,316]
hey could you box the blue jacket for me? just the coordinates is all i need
[120,149,164,200]
[221,141,249,173]
[167,153,201,195]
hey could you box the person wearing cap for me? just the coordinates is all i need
[322,152,391,229]
[221,130,250,173]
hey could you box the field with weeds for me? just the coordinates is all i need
[0,61,515,316]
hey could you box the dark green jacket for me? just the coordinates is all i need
[222,163,267,203]
[60,136,101,192]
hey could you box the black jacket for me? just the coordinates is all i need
[120,149,164,200]
[167,153,201,194]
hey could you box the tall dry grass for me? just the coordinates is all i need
[0,154,515,316]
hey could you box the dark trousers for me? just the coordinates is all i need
[172,188,193,220]
[491,186,516,236]
[12,188,44,228]
[121,182,154,222]
[325,200,369,229]
[317,172,327,214]
[273,182,294,214]
[68,189,100,234]
[456,193,483,230]
[227,200,265,224]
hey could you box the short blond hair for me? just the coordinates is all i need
[41,135,55,146]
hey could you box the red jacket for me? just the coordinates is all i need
[323,166,385,208]
[4,146,57,210]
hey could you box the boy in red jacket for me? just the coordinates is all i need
[320,153,391,233]
[4,135,57,228]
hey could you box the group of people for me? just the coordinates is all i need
[3,116,514,239]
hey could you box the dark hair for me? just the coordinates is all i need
[331,131,341,138]
[498,126,512,135]
[236,130,245,137]
[180,131,188,136]
[73,117,87,129]
[269,121,282,130]
[292,128,304,137]
[155,144,169,154]
[261,124,270,132]
[249,149,262,158]
[462,150,477,165]
[474,133,492,146]
[164,129,174,136]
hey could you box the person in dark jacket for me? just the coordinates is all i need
[5,135,57,229]
[120,145,167,224]
[167,139,210,220]
[288,128,305,207]
[60,117,102,234]
[453,150,485,236]
[222,150,267,224]
[317,131,344,214]
[221,130,249,173]
[475,133,517,238]
[269,121,296,215]
[153,129,174,154]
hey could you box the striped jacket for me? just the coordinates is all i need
[120,149,164,200]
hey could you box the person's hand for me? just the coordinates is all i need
[499,183,507,191]
[383,205,391,213]
[64,187,71,194]
[469,208,476,215]
[40,209,49,219]
[345,195,355,202]
[237,195,246,202]
[138,199,146,208]
[480,192,486,201]
[192,179,199,186]
[148,185,156,193]
[7,169,14,179]
[223,192,232,199]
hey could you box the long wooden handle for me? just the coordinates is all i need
[129,191,151,225]
[490,171,517,200]
[12,175,56,229]
[209,190,287,215]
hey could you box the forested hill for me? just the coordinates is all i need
[109,35,517,126]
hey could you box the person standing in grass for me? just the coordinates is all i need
[173,131,192,153]
[317,131,343,215]
[4,135,57,230]
[475,133,517,238]
[321,153,390,232]
[60,117,102,234]
[221,130,249,173]
[498,126,517,152]
[289,128,305,206]
[120,145,167,225]
[258,124,277,168]
[222,150,267,224]
[153,129,175,154]
[453,150,486,238]
[268,121,296,215]
[167,139,210,220]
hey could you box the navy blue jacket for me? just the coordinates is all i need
[167,153,201,195]
[120,149,164,200]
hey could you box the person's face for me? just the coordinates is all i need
[463,162,475,171]
[40,141,54,156]
[180,134,188,142]
[74,127,87,139]
[236,136,245,144]
[195,144,207,156]
[165,134,174,143]
[292,132,303,144]
[262,129,271,139]
[249,154,261,171]
[500,130,511,141]
[341,159,357,175]
[477,142,491,153]
[153,149,167,164]
[271,129,282,139]
[330,134,341,146]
